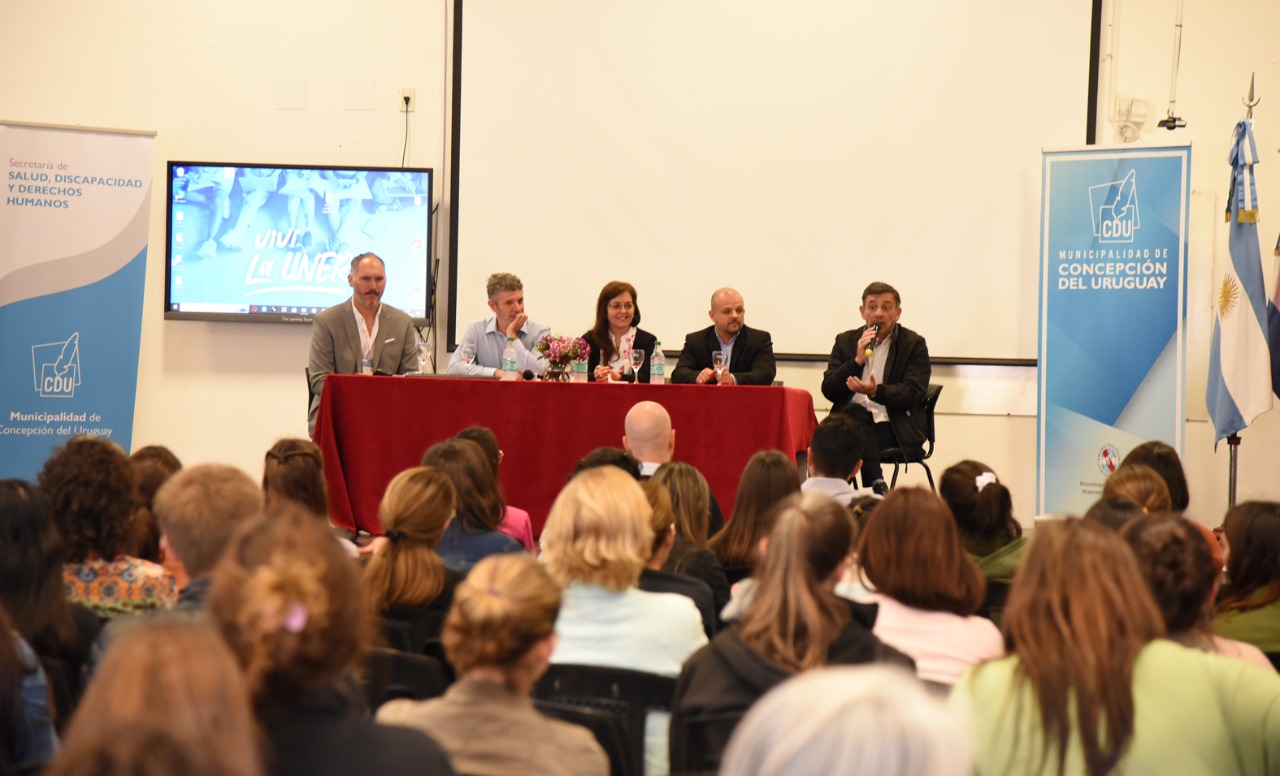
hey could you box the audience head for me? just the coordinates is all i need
[208,509,371,716]
[739,492,855,672]
[1121,441,1189,511]
[709,287,746,339]
[1218,500,1280,613]
[364,466,456,612]
[857,488,985,616]
[56,618,260,776]
[0,480,76,657]
[422,438,505,533]
[37,436,135,563]
[46,721,260,776]
[641,480,677,564]
[807,413,864,481]
[126,446,182,563]
[1100,463,1171,514]
[571,446,642,481]
[939,460,1020,554]
[847,495,881,536]
[592,281,642,360]
[262,439,328,520]
[442,553,561,693]
[454,426,502,476]
[541,466,653,591]
[153,464,263,579]
[623,401,675,464]
[1082,496,1146,532]
[711,450,801,568]
[720,665,969,776]
[1121,513,1217,638]
[652,462,712,547]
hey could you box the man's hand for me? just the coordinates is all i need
[505,313,528,340]
[854,327,877,366]
[716,370,735,385]
[695,367,716,385]
[847,373,877,396]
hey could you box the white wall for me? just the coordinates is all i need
[3,0,1279,527]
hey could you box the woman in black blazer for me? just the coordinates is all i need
[583,280,658,383]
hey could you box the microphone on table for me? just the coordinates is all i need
[864,324,880,358]
[523,370,535,381]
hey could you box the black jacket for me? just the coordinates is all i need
[671,325,776,386]
[583,327,658,383]
[821,324,931,455]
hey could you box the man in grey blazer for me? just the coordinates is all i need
[307,252,419,435]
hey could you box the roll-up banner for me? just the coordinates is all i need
[0,122,154,478]
[1038,146,1191,516]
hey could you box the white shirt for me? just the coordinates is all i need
[800,476,862,506]
[851,332,891,423]
[350,298,381,367]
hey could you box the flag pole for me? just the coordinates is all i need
[1227,433,1241,506]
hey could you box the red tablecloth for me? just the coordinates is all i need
[313,375,817,537]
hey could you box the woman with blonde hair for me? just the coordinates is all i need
[953,518,1280,776]
[208,510,454,776]
[651,462,730,615]
[378,554,607,776]
[362,467,464,649]
[542,466,706,776]
[1101,462,1172,516]
[51,618,261,776]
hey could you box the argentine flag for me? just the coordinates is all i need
[1206,119,1273,445]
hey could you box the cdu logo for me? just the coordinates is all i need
[32,332,82,398]
[1088,169,1141,244]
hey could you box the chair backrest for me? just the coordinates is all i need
[533,664,677,776]
[669,710,743,776]
[1266,652,1280,672]
[362,647,449,712]
[921,383,943,452]
[381,606,448,654]
[376,618,416,652]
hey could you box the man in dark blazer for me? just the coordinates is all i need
[307,252,419,435]
[671,288,776,386]
[821,281,930,495]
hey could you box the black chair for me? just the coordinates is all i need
[376,618,416,652]
[380,606,448,655]
[533,664,677,776]
[976,579,1011,625]
[1266,652,1280,672]
[721,566,753,587]
[881,383,943,491]
[362,647,449,712]
[669,710,743,776]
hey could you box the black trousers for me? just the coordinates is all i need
[837,403,899,488]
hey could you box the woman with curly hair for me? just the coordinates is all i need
[38,437,176,619]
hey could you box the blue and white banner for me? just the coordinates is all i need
[0,122,154,478]
[1038,146,1191,516]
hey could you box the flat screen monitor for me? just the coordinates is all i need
[164,162,433,324]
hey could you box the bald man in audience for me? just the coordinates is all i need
[623,400,725,535]
[671,288,776,385]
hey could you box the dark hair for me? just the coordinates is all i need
[1217,501,1280,614]
[0,607,24,760]
[0,480,78,659]
[652,462,712,548]
[709,451,800,568]
[589,281,642,365]
[846,496,880,535]
[422,439,506,533]
[857,488,985,615]
[1121,513,1216,636]
[808,414,864,480]
[262,439,329,519]
[861,281,900,306]
[572,447,642,481]
[1082,497,1145,532]
[37,436,135,562]
[127,446,183,563]
[1121,441,1189,511]
[455,426,501,474]
[939,460,1020,556]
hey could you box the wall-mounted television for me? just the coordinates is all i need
[164,162,433,324]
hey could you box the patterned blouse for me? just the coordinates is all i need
[63,555,178,619]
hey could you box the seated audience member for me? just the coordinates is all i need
[1082,496,1146,532]
[0,480,102,710]
[1213,501,1280,655]
[939,460,1027,584]
[671,287,776,386]
[671,492,912,771]
[585,281,657,383]
[38,437,177,618]
[45,721,258,776]
[800,413,867,506]
[1122,440,1190,511]
[952,517,1280,776]
[209,511,455,776]
[638,482,717,639]
[51,619,261,776]
[363,467,465,645]
[422,440,524,572]
[125,446,182,564]
[1101,462,1172,514]
[623,401,726,533]
[571,446,643,480]
[448,272,549,378]
[708,450,800,584]
[454,426,534,551]
[378,554,608,776]
[1122,513,1272,670]
[854,488,1002,685]
[719,666,970,776]
[541,466,707,776]
[820,282,930,496]
[0,607,58,771]
[652,463,731,616]
[263,439,356,555]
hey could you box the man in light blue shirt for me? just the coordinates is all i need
[448,272,550,378]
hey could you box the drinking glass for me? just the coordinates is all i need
[629,348,645,381]
[417,339,432,374]
[712,351,727,380]
[460,343,476,367]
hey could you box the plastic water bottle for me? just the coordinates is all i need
[650,342,666,385]
[501,338,518,380]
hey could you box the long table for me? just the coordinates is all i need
[313,375,817,537]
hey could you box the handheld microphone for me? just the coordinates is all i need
[864,324,880,358]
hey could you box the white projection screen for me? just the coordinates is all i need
[451,1,1095,360]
